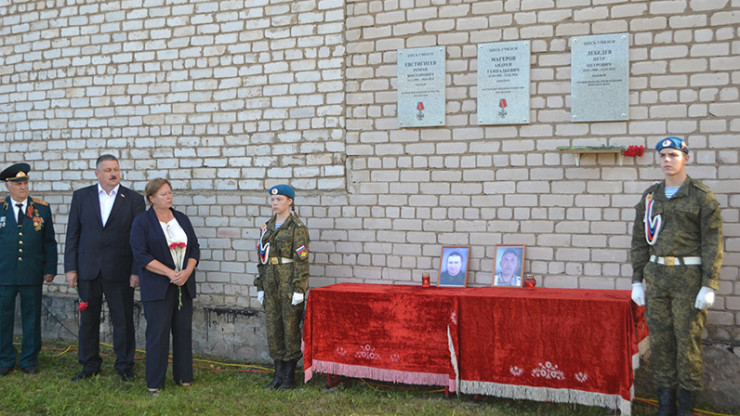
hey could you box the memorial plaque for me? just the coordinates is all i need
[397,47,445,128]
[477,40,530,125]
[571,33,629,122]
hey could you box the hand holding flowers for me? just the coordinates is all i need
[169,242,187,310]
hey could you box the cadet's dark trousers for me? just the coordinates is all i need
[0,284,42,368]
[77,273,135,374]
[142,284,193,389]
[263,268,304,361]
[644,262,706,391]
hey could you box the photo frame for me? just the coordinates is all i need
[492,245,526,287]
[438,246,470,287]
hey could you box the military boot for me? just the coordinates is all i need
[264,359,284,389]
[676,388,696,416]
[279,359,297,390]
[655,387,677,416]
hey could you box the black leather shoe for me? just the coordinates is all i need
[0,366,12,376]
[21,366,38,374]
[118,370,134,382]
[72,370,99,381]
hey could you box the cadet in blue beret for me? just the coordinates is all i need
[655,136,690,154]
[254,184,310,390]
[631,137,723,415]
[0,163,57,376]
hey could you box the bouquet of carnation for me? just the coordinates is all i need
[76,288,88,311]
[169,242,187,310]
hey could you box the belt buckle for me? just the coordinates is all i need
[270,257,278,265]
[664,256,675,266]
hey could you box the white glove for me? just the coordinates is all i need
[291,292,304,306]
[631,282,645,306]
[257,291,264,305]
[694,286,715,310]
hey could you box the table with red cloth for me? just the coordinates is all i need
[303,283,647,415]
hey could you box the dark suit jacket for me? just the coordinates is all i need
[130,207,200,302]
[64,184,145,281]
[0,196,57,285]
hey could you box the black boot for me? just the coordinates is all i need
[264,360,283,389]
[677,388,696,416]
[279,359,297,390]
[655,387,677,416]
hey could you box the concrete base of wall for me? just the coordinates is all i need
[31,294,270,365]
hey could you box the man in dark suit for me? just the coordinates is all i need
[0,163,57,376]
[65,154,145,381]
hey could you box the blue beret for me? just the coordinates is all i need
[0,163,31,182]
[269,184,295,199]
[656,137,689,154]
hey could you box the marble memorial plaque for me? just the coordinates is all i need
[571,33,629,122]
[397,47,445,128]
[477,40,530,125]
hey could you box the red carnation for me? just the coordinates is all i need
[78,301,88,311]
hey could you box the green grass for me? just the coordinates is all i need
[0,339,667,416]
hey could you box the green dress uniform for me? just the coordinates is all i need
[0,196,57,369]
[630,176,723,392]
[255,214,310,363]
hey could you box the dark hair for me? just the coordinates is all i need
[144,178,172,205]
[95,154,118,169]
[447,251,463,261]
[502,248,519,260]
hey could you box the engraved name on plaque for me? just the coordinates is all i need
[571,33,629,122]
[397,46,446,128]
[477,40,530,125]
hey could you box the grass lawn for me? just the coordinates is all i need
[0,339,668,415]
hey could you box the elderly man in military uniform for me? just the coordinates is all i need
[0,163,57,376]
[630,137,723,416]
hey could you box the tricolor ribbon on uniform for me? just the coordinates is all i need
[258,224,270,264]
[644,193,662,245]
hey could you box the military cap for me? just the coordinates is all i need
[269,184,295,199]
[0,163,31,182]
[656,136,689,154]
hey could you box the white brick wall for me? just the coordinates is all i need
[1,0,738,342]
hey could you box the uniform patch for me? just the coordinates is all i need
[296,245,308,259]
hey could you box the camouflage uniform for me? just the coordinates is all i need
[255,214,309,361]
[631,176,723,391]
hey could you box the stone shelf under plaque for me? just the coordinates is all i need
[557,145,626,166]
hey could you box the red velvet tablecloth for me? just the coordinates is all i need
[303,283,645,415]
[303,283,464,390]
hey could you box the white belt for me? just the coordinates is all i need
[650,255,701,266]
[269,257,293,265]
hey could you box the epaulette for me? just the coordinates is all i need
[643,181,661,196]
[32,197,49,206]
[292,215,305,228]
[690,178,711,194]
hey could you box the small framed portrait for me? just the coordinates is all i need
[438,246,470,287]
[492,245,526,287]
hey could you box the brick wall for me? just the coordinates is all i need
[1,0,738,344]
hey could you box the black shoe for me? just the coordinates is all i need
[0,366,12,376]
[72,370,99,382]
[118,370,134,382]
[264,360,284,390]
[655,387,677,416]
[279,359,298,390]
[21,366,38,374]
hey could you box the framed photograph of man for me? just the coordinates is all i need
[438,246,470,287]
[492,245,526,287]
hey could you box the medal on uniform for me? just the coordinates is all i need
[644,193,662,245]
[258,224,270,264]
